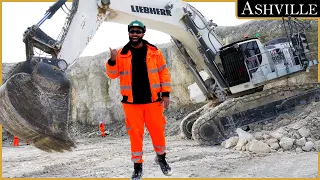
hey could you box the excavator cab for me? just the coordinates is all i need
[218,38,266,89]
[217,30,316,97]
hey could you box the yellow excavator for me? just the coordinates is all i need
[0,0,318,152]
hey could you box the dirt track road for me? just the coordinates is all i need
[2,135,318,178]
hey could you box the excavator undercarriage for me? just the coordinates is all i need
[191,83,320,145]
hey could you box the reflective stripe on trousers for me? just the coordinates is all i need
[154,145,166,155]
[131,151,143,163]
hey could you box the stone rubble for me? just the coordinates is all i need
[221,101,320,153]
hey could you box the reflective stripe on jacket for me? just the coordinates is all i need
[105,40,171,103]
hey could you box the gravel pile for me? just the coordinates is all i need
[221,101,320,153]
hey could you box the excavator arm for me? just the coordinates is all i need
[0,0,318,152]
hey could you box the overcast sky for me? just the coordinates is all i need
[2,2,250,63]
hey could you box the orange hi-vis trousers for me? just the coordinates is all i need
[122,101,167,163]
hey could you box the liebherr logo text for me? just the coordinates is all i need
[237,0,319,17]
[131,5,172,16]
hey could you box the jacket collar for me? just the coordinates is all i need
[120,39,158,55]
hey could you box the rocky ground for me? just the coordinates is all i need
[2,135,318,178]
[2,66,319,178]
[221,97,320,154]
[2,98,320,178]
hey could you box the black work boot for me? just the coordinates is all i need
[131,163,143,180]
[155,153,172,176]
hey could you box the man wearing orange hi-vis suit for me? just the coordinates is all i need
[106,20,172,180]
[13,136,19,146]
[99,122,106,137]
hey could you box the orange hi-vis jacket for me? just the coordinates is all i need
[106,40,171,103]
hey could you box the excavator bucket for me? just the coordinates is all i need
[0,60,76,152]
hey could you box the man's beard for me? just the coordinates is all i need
[129,37,143,46]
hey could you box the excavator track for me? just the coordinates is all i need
[0,60,76,152]
[191,82,320,146]
[180,102,214,139]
